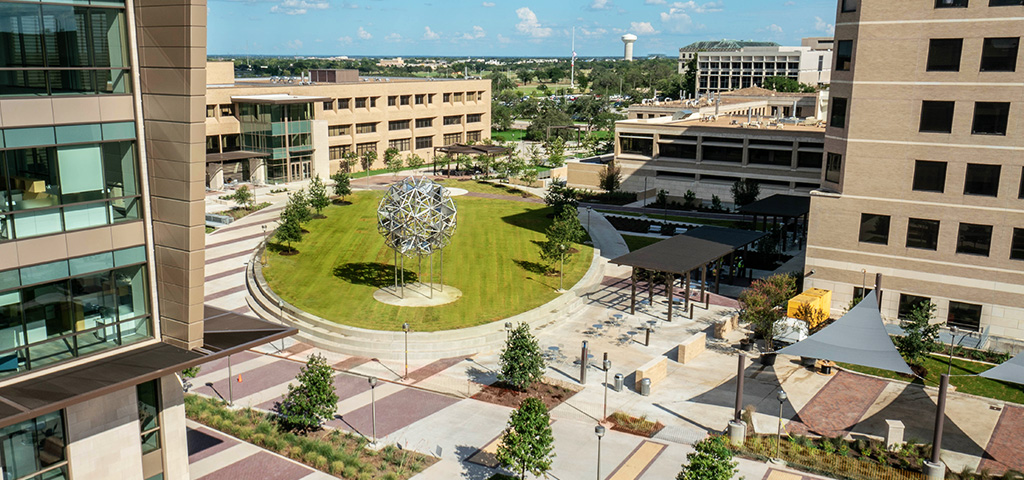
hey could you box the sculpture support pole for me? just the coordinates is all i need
[429,253,434,298]
[440,249,444,292]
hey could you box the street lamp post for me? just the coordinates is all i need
[595,424,606,480]
[368,376,378,444]
[505,321,513,342]
[587,207,592,235]
[776,390,788,461]
[403,322,410,380]
[947,326,959,376]
[261,224,268,265]
[603,358,611,421]
[559,244,567,291]
[279,299,286,351]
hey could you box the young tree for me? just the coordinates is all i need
[498,323,546,390]
[520,168,539,188]
[540,206,585,273]
[231,185,254,210]
[598,162,622,193]
[276,353,339,432]
[896,301,940,366]
[738,273,797,351]
[544,184,579,216]
[545,136,566,168]
[676,436,739,480]
[384,148,403,179]
[496,397,555,480]
[342,150,359,173]
[710,195,723,212]
[283,189,312,225]
[683,190,698,209]
[731,179,760,207]
[307,175,330,217]
[330,171,351,201]
[275,215,303,253]
[360,149,377,186]
[405,153,425,171]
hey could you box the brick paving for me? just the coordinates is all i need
[194,351,261,377]
[978,404,1024,475]
[334,356,372,371]
[256,371,372,411]
[187,426,238,463]
[326,388,461,438]
[195,359,303,401]
[196,451,312,480]
[786,371,888,437]
[408,356,465,384]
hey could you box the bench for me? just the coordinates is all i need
[634,356,668,391]
[676,332,706,364]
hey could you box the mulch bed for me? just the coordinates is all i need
[605,412,666,438]
[471,380,580,410]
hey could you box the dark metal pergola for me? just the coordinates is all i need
[431,144,512,175]
[737,194,811,250]
[609,227,768,322]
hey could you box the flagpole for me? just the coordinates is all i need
[570,27,576,91]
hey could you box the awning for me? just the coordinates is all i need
[778,291,914,375]
[737,194,811,218]
[206,150,269,163]
[435,144,511,156]
[610,227,768,275]
[978,352,1024,386]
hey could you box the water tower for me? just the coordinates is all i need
[621,33,637,61]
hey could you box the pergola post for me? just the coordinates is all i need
[701,265,708,309]
[648,271,654,304]
[925,374,950,479]
[666,274,674,323]
[630,267,636,315]
[727,252,735,283]
[684,271,691,311]
[714,259,722,294]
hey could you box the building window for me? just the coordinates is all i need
[388,138,411,152]
[322,101,333,111]
[466,92,476,102]
[898,294,931,320]
[356,142,376,155]
[466,131,482,143]
[620,137,654,156]
[388,120,410,131]
[0,411,68,479]
[328,125,351,136]
[853,286,873,301]
[387,96,397,107]
[206,105,217,118]
[919,101,955,133]
[370,97,378,108]
[1019,167,1024,198]
[443,93,451,103]
[947,301,982,331]
[912,160,947,192]
[454,93,463,102]
[356,123,377,134]
[906,218,940,250]
[971,102,1009,135]
[990,0,1024,4]
[825,153,842,183]
[835,41,853,71]
[841,0,858,11]
[964,164,1001,196]
[443,133,462,145]
[980,38,1019,72]
[829,97,847,128]
[859,214,891,244]
[329,145,351,159]
[415,118,433,128]
[1011,228,1024,260]
[935,0,968,7]
[220,105,235,117]
[443,115,462,126]
[926,39,963,71]
[400,95,411,106]
[355,98,367,108]
[339,98,351,109]
[415,94,426,105]
[137,380,161,454]
[415,136,433,149]
[467,114,482,123]
[206,136,220,154]
[956,223,992,256]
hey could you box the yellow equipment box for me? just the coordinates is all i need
[787,288,832,318]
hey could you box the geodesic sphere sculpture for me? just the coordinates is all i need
[377,176,457,256]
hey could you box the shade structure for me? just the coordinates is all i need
[778,291,914,375]
[978,352,1024,386]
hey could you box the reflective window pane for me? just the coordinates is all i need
[114,265,147,321]
[0,3,45,68]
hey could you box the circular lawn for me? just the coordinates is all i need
[262,190,594,332]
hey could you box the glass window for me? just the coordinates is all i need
[388,120,410,131]
[971,102,1009,135]
[825,153,842,183]
[0,291,28,376]
[620,137,654,156]
[467,114,482,123]
[841,0,858,11]
[898,294,931,320]
[137,380,161,454]
[956,223,992,256]
[400,95,410,105]
[912,160,947,192]
[990,0,1023,4]
[415,136,433,149]
[387,138,410,152]
[980,38,1019,72]
[830,97,847,128]
[443,133,462,145]
[859,213,890,244]
[947,301,982,331]
[919,101,955,133]
[355,98,367,108]
[964,164,1000,196]
[387,96,397,106]
[356,123,376,134]
[0,411,68,480]
[835,41,853,71]
[415,118,433,128]
[415,94,425,105]
[443,116,462,126]
[338,98,350,109]
[466,131,481,143]
[927,39,963,71]
[906,218,940,250]
[1011,228,1024,260]
[206,105,216,118]
[935,0,968,6]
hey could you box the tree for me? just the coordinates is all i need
[307,175,330,217]
[275,215,303,253]
[384,148,403,178]
[492,102,514,131]
[545,136,566,168]
[711,195,723,212]
[496,397,555,480]
[406,153,425,171]
[276,353,338,432]
[540,206,585,270]
[330,171,351,201]
[360,149,377,186]
[576,70,590,91]
[526,103,573,141]
[283,189,312,225]
[680,56,698,98]
[342,151,359,173]
[520,168,539,187]
[498,323,545,390]
[683,190,698,209]
[598,162,622,192]
[231,185,254,210]
[544,184,579,216]
[896,301,940,366]
[731,179,760,207]
[518,69,536,85]
[738,273,797,351]
[676,436,739,480]
[762,76,817,93]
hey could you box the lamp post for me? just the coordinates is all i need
[261,224,268,265]
[368,376,378,444]
[587,207,592,235]
[603,358,611,420]
[776,389,788,461]
[279,299,286,351]
[947,326,959,376]
[861,268,867,295]
[402,322,410,380]
[559,243,567,291]
[595,424,606,480]
[505,321,513,342]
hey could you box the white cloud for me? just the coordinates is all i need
[270,0,328,15]
[461,25,486,40]
[357,27,372,40]
[515,7,552,38]
[497,34,512,44]
[659,8,694,33]
[482,1,495,5]
[645,0,666,4]
[630,21,657,34]
[385,32,402,42]
[766,24,783,34]
[590,0,612,10]
[783,1,796,5]
[814,16,835,35]
[286,39,303,49]
[423,26,441,40]
[337,35,352,44]
[579,27,607,36]
[668,0,722,13]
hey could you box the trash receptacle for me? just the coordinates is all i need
[614,373,623,392]
[640,377,651,396]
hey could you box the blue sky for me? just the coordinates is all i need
[208,0,838,57]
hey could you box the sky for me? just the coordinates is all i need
[207,0,839,57]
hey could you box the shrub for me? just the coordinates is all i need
[277,353,339,432]
[896,301,940,366]
[498,323,545,391]
[677,436,738,480]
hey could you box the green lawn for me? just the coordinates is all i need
[352,163,435,179]
[263,191,593,331]
[436,179,536,198]
[839,354,1024,404]
[621,234,663,252]
[597,209,746,229]
[491,129,527,142]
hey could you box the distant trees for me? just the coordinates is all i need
[384,148,403,178]
[544,184,579,216]
[545,137,566,168]
[359,150,377,186]
[731,179,760,207]
[406,153,425,171]
[762,76,817,93]
[738,273,797,351]
[541,207,585,280]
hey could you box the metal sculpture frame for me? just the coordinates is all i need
[377,176,457,298]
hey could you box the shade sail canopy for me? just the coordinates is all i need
[610,227,767,275]
[979,352,1024,386]
[737,194,811,218]
[778,291,914,375]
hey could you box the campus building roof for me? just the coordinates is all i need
[680,40,781,52]
[737,194,812,219]
[610,227,767,275]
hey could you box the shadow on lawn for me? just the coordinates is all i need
[333,262,418,287]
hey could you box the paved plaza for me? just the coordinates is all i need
[193,176,1024,479]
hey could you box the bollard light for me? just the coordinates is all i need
[776,389,788,461]
[595,424,606,480]
[369,376,378,443]
[403,322,410,380]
